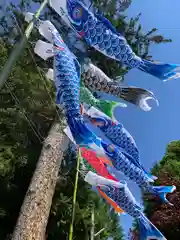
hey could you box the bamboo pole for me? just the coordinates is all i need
[90,207,95,240]
[94,228,106,237]
[69,148,81,240]
[0,0,48,89]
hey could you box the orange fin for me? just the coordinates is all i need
[98,188,124,214]
[98,156,113,167]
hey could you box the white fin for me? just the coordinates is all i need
[38,20,57,43]
[88,142,107,157]
[46,68,54,81]
[63,126,76,144]
[49,0,72,28]
[24,12,34,23]
[84,171,123,188]
[86,105,119,126]
[87,106,112,120]
[34,40,54,60]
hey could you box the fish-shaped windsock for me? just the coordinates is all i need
[98,140,176,206]
[80,146,114,179]
[85,106,157,181]
[47,23,104,149]
[85,171,167,240]
[66,0,180,81]
[33,20,107,150]
[79,147,124,214]
[82,62,158,111]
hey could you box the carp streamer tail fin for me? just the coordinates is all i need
[139,59,180,81]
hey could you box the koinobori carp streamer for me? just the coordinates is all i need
[66,0,180,81]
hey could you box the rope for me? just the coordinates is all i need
[5,81,44,142]
[69,147,81,240]
[0,0,48,89]
[12,13,62,121]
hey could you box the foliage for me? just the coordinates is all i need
[145,141,180,239]
[151,141,180,180]
[0,37,56,239]
[0,5,56,239]
[130,141,180,239]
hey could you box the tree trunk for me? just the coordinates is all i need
[11,122,69,240]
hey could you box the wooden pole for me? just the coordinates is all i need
[11,123,69,240]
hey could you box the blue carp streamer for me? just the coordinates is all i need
[85,171,167,240]
[66,0,180,81]
[85,106,157,180]
[53,27,103,147]
[99,140,176,206]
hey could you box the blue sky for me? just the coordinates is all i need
[116,0,180,235]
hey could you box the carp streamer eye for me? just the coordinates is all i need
[108,144,115,153]
[72,7,82,19]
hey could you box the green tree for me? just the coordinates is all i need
[130,141,180,239]
[0,40,56,240]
